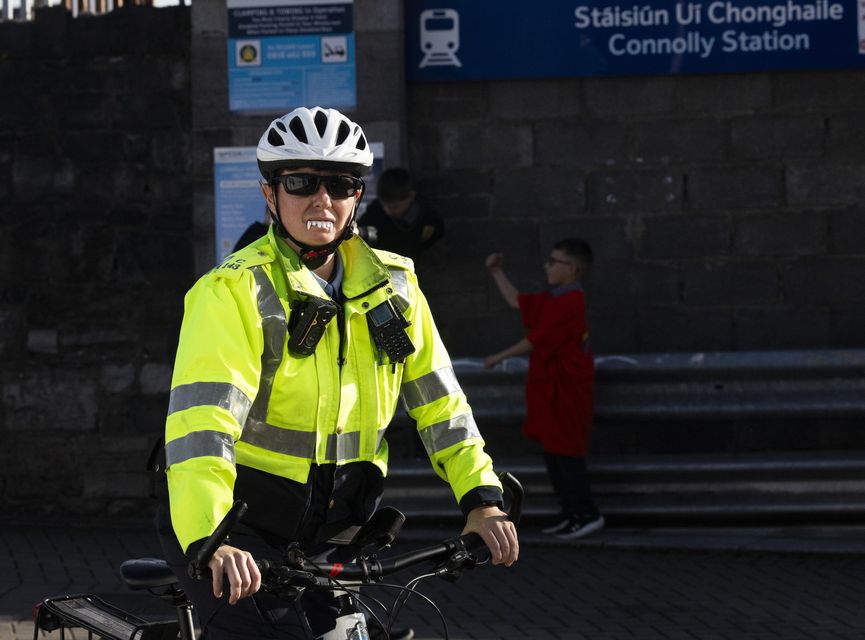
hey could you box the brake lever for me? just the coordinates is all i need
[272,568,319,589]
[434,539,486,583]
[259,561,321,599]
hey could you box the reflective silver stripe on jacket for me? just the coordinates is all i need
[325,430,360,461]
[418,413,481,456]
[241,419,387,462]
[241,418,316,458]
[168,382,252,427]
[400,366,462,410]
[326,427,389,461]
[165,430,235,467]
[388,268,411,311]
[246,266,287,423]
[375,427,388,453]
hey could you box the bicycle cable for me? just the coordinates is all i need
[342,582,448,640]
[303,555,390,636]
[387,573,427,623]
[386,572,449,640]
[303,553,450,640]
[353,590,389,619]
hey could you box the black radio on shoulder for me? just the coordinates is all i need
[287,297,339,357]
[367,300,415,363]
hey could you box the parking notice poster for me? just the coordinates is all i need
[227,0,357,113]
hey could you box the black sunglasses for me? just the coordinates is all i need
[273,173,363,199]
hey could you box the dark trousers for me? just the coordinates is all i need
[543,452,598,518]
[157,507,344,640]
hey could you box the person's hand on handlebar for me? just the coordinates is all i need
[208,544,262,604]
[462,505,519,566]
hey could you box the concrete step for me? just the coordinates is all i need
[382,451,865,527]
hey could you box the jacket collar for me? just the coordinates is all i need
[268,228,390,300]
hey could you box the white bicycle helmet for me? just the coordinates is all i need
[257,106,374,179]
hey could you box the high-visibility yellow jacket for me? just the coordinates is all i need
[166,228,501,552]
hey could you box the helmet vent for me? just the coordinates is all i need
[336,121,350,145]
[314,110,328,137]
[274,120,287,132]
[356,134,367,151]
[288,117,308,144]
[267,128,284,147]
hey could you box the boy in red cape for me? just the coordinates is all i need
[484,238,603,539]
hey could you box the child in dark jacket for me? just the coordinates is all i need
[356,168,444,262]
[484,238,603,539]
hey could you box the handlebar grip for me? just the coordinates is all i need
[460,473,523,555]
[189,500,248,579]
[459,532,484,552]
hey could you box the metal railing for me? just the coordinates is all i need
[387,349,865,524]
[450,348,865,423]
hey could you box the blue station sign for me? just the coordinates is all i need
[406,0,865,81]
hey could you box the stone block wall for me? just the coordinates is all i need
[0,6,191,517]
[406,73,865,356]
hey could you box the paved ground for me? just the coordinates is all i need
[4,521,865,640]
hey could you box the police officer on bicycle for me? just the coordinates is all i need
[157,107,519,640]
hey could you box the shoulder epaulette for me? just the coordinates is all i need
[372,249,415,273]
[209,245,275,281]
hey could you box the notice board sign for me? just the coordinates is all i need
[406,0,865,81]
[227,0,357,113]
[214,147,262,261]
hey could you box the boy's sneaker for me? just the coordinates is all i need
[541,517,574,535]
[554,514,605,540]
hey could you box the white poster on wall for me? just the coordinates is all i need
[213,147,262,261]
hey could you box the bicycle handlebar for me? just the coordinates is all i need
[282,536,472,584]
[265,472,524,586]
[189,471,524,585]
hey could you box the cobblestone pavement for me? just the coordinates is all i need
[3,523,865,640]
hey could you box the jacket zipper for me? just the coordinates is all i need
[336,306,346,368]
